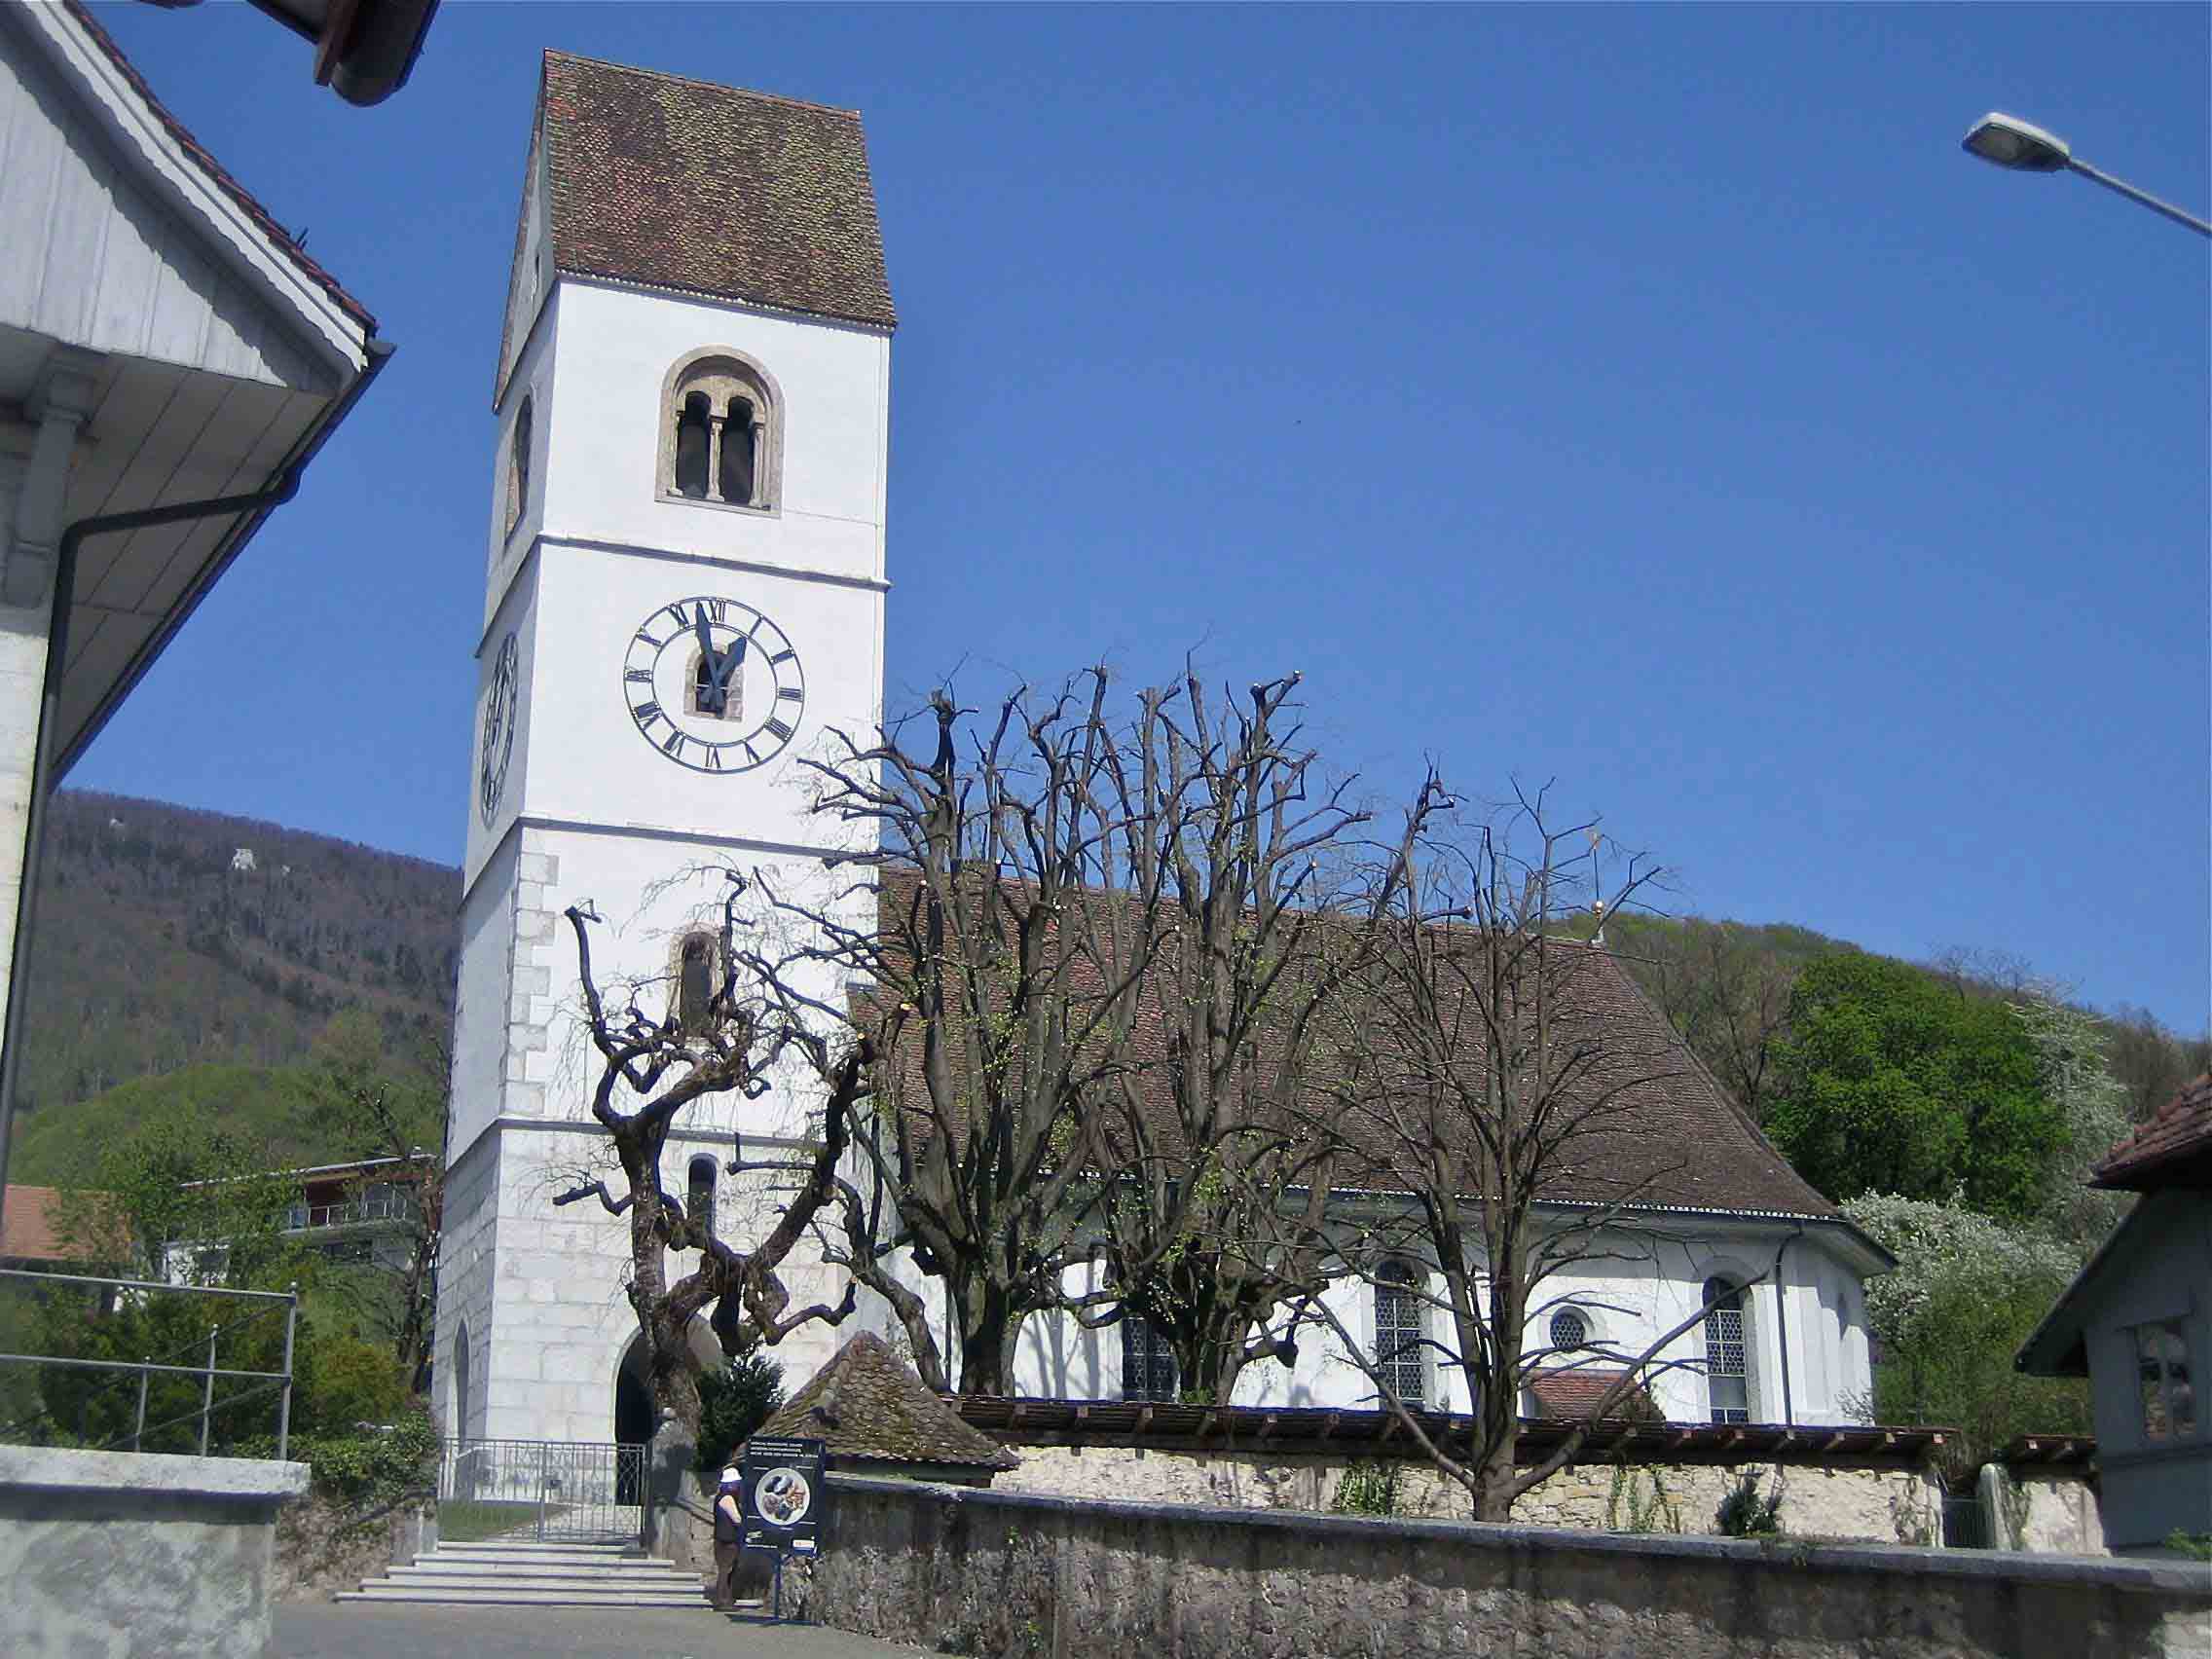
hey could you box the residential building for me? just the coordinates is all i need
[2018,1076,2211,1554]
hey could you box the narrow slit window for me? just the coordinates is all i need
[719,396,756,506]
[677,933,717,1030]
[686,1156,718,1244]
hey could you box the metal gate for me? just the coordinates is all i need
[437,1438,646,1544]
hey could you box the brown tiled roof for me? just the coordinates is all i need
[756,1331,1017,1471]
[535,53,897,330]
[0,1186,122,1263]
[1524,1369,1661,1422]
[867,870,1846,1224]
[58,1,377,335]
[2091,1075,2212,1191]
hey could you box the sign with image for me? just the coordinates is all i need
[739,1435,827,1556]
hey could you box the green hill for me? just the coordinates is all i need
[8,790,458,1171]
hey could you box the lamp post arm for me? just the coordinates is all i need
[2066,157,2212,239]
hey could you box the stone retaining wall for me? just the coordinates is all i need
[995,1441,1945,1544]
[0,1445,308,1657]
[809,1474,2211,1659]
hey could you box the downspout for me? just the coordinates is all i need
[0,339,393,1216]
[1770,1224,1803,1426]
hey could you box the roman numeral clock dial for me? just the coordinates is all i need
[622,597,805,774]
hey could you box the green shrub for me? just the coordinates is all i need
[1714,1471,1784,1537]
[692,1350,784,1477]
[1331,1460,1402,1517]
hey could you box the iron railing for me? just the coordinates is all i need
[0,1268,298,1457]
[436,1437,648,1544]
[281,1195,417,1233]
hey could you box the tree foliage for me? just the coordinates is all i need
[1766,953,2059,1220]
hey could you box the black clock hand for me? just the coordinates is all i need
[711,634,747,697]
[692,611,725,714]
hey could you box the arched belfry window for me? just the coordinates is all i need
[505,395,533,540]
[1704,1275,1752,1423]
[686,1156,718,1243]
[659,350,779,511]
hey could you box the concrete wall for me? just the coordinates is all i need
[809,1474,2212,1659]
[995,1442,1945,1544]
[0,1445,308,1658]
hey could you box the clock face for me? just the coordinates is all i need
[478,631,520,825]
[623,596,805,774]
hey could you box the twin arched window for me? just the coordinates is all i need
[661,351,779,510]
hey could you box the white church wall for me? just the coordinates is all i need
[538,281,890,590]
[0,457,46,1031]
[484,290,554,605]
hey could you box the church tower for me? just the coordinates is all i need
[437,53,896,1444]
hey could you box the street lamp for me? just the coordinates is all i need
[1961,112,2212,238]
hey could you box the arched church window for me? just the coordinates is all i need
[505,395,533,539]
[676,932,718,1031]
[1704,1275,1751,1423]
[659,350,779,510]
[1372,1259,1427,1409]
[686,1155,718,1243]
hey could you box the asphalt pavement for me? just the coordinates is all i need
[270,1604,931,1659]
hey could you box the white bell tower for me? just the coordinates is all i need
[436,52,896,1444]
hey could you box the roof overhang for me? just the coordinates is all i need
[142,0,443,107]
[6,3,383,774]
[2014,1195,2155,1379]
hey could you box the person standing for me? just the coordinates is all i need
[712,1466,744,1610]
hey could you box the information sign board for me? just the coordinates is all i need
[739,1435,827,1557]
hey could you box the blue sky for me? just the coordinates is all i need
[71,4,2209,1034]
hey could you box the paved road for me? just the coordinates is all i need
[271,1604,930,1659]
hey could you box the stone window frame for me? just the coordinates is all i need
[503,392,533,544]
[1371,1257,1428,1410]
[656,347,783,515]
[1702,1272,1755,1424]
[685,1154,719,1244]
[669,928,725,1032]
[1546,1305,1593,1354]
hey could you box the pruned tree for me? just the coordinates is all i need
[743,666,1408,1399]
[1298,781,1751,1522]
[551,873,871,1436]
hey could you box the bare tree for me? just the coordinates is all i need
[745,666,1415,1399]
[1299,782,1754,1522]
[551,874,870,1436]
[1628,920,1798,1127]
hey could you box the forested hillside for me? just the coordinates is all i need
[8,791,458,1173]
[7,790,2202,1198]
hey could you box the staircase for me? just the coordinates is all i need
[338,1538,712,1608]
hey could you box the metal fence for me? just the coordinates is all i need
[1942,1489,1993,1549]
[0,1268,298,1458]
[436,1437,648,1544]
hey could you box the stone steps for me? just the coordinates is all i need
[338,1538,713,1609]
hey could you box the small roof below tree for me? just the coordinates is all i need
[754,1331,1016,1474]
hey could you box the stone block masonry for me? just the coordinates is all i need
[808,1475,2211,1659]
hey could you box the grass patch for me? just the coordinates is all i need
[437,1499,544,1543]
